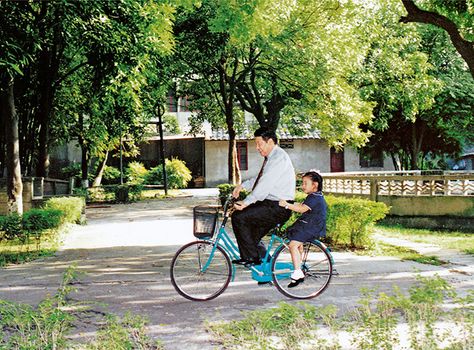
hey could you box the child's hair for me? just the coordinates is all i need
[302,170,323,191]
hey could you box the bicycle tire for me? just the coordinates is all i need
[271,241,333,299]
[170,240,232,301]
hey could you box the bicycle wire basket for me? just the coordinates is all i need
[193,205,219,238]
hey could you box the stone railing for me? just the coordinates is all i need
[321,171,474,201]
[1,177,74,214]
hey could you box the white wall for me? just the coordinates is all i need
[344,148,395,172]
[205,139,396,186]
[205,139,332,186]
[50,140,82,164]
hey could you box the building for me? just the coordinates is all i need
[141,97,395,186]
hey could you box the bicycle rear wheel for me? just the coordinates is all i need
[170,240,232,301]
[272,241,332,299]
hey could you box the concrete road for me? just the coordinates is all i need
[1,191,472,349]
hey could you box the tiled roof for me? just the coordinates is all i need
[462,145,474,157]
[209,125,321,141]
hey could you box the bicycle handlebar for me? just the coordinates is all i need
[223,194,236,217]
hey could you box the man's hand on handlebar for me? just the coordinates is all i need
[233,200,248,211]
[232,184,243,199]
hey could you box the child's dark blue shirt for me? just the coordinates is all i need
[287,191,327,242]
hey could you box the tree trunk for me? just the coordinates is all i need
[36,4,63,177]
[78,113,89,188]
[2,82,23,214]
[390,152,400,171]
[227,134,241,185]
[0,100,5,177]
[36,45,60,177]
[233,145,241,184]
[92,151,109,187]
[80,144,89,188]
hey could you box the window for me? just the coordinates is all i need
[359,148,384,168]
[237,142,248,170]
[179,96,192,112]
[167,89,177,112]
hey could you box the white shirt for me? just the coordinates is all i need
[241,145,295,205]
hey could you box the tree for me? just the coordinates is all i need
[399,0,474,79]
[356,1,473,170]
[52,0,178,187]
[230,0,374,147]
[0,1,37,213]
[172,2,247,184]
[174,0,375,184]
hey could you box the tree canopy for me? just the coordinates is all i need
[1,0,473,212]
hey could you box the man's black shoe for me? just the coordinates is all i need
[244,258,262,267]
[232,258,248,265]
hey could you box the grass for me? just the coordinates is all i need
[0,231,61,267]
[364,241,447,265]
[375,224,474,256]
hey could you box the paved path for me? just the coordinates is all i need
[1,191,473,349]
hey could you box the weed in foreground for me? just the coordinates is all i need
[208,275,474,350]
[0,265,162,350]
[83,313,163,350]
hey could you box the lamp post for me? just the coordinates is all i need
[157,104,168,196]
[119,120,123,185]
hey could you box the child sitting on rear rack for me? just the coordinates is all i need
[279,171,327,288]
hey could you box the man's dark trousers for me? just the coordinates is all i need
[232,200,291,261]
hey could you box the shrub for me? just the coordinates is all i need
[163,113,181,135]
[112,184,143,203]
[60,163,81,182]
[325,195,388,248]
[125,161,148,184]
[0,213,23,241]
[22,209,63,249]
[145,158,192,189]
[22,209,63,232]
[282,194,388,248]
[102,165,121,185]
[43,197,85,224]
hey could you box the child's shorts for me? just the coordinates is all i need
[287,228,317,243]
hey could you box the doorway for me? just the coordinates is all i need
[330,148,344,172]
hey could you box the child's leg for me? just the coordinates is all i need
[289,240,304,277]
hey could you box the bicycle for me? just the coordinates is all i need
[170,196,335,301]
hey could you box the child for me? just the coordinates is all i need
[279,171,327,288]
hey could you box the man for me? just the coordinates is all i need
[232,127,295,266]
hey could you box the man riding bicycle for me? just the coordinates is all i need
[231,127,296,268]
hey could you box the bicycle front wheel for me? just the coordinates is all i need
[170,240,232,301]
[272,241,332,299]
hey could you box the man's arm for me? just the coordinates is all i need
[232,177,256,198]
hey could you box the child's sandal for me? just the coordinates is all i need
[287,277,304,288]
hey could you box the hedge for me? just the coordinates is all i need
[217,185,389,249]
